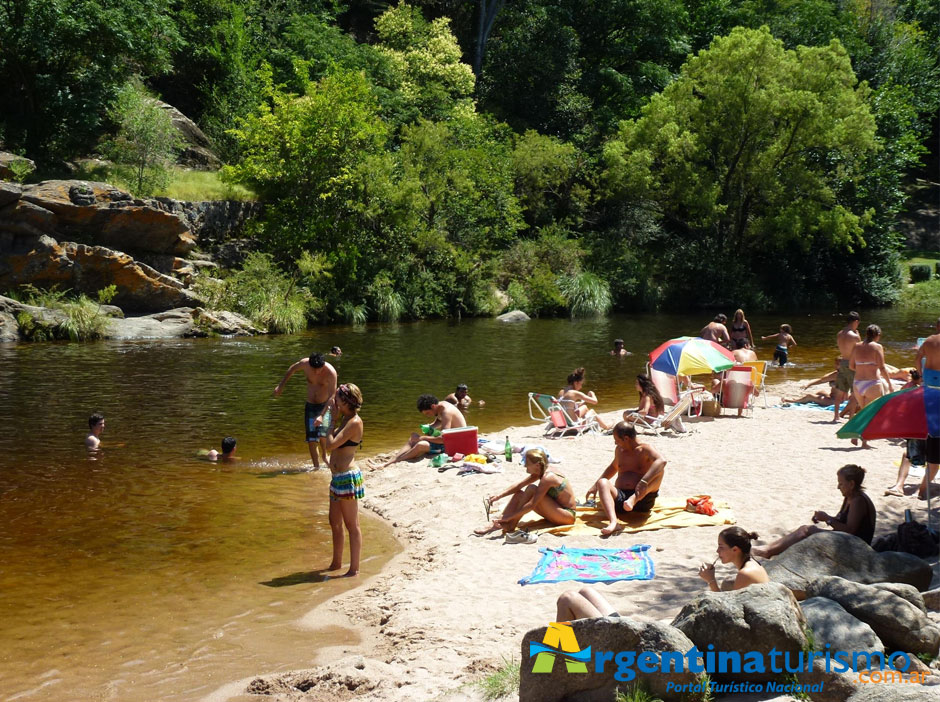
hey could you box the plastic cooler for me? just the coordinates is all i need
[442,426,478,455]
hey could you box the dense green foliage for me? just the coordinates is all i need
[1,0,937,323]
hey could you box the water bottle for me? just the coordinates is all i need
[504,436,512,461]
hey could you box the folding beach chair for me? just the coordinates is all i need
[738,361,768,408]
[719,366,755,417]
[628,390,698,435]
[527,392,599,438]
[648,364,679,407]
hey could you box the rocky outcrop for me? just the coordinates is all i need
[152,199,261,248]
[153,100,221,170]
[805,576,940,655]
[107,307,261,339]
[671,582,807,682]
[0,234,200,312]
[519,617,704,702]
[0,152,35,180]
[763,532,933,594]
[801,597,884,657]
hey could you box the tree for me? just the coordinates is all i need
[603,26,880,305]
[0,0,178,161]
[101,79,182,196]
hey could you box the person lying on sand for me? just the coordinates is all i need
[698,526,769,591]
[555,526,768,619]
[473,448,576,536]
[752,464,875,559]
[586,423,665,536]
[380,394,466,468]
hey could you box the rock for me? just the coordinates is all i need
[801,597,884,658]
[106,308,196,340]
[763,532,933,594]
[519,617,705,702]
[925,589,940,612]
[0,235,201,312]
[0,311,18,342]
[15,180,195,255]
[215,238,256,268]
[497,309,530,323]
[870,582,926,613]
[671,582,807,682]
[0,152,36,180]
[797,657,860,702]
[848,685,940,701]
[0,198,57,236]
[152,200,262,246]
[153,100,221,170]
[0,182,22,208]
[193,308,262,336]
[806,576,940,655]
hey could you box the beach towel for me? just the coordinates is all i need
[778,401,847,412]
[518,497,735,536]
[518,545,654,585]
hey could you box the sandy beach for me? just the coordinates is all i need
[216,380,939,702]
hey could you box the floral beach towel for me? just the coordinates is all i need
[518,545,654,586]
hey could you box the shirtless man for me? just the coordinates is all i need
[382,394,467,467]
[700,314,731,347]
[85,412,105,451]
[916,318,940,497]
[586,422,666,536]
[732,337,758,363]
[206,436,237,462]
[833,312,861,422]
[610,339,630,356]
[444,384,472,409]
[274,352,337,469]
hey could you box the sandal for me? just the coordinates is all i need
[504,530,538,545]
[483,496,493,520]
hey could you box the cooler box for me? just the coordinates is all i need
[442,426,478,455]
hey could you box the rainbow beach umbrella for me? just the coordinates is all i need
[836,386,927,441]
[648,336,735,376]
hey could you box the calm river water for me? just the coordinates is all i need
[0,309,932,700]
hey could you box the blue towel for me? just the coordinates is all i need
[519,545,654,585]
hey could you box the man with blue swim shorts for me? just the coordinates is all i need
[274,351,337,470]
[916,319,940,498]
[381,393,468,467]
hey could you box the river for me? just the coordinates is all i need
[0,308,931,700]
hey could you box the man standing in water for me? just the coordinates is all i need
[700,314,731,347]
[274,352,337,470]
[85,412,105,451]
[916,318,940,497]
[833,312,861,422]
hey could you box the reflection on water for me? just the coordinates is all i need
[0,308,932,700]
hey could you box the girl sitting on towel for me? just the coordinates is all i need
[623,374,665,425]
[474,448,576,535]
[751,464,876,559]
[698,526,769,591]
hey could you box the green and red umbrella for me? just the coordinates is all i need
[836,387,927,441]
[649,336,735,376]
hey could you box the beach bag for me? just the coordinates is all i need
[897,520,939,558]
[685,495,717,516]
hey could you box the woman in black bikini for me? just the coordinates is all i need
[752,464,876,559]
[323,383,365,576]
[729,309,753,349]
[474,448,576,535]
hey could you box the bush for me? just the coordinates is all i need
[910,264,932,282]
[11,284,117,341]
[475,656,520,700]
[558,271,612,317]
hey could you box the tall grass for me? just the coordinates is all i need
[475,657,520,700]
[558,271,613,317]
[73,162,257,202]
[614,685,664,702]
[11,284,116,341]
[899,279,940,309]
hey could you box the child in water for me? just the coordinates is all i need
[762,324,797,366]
[205,436,237,462]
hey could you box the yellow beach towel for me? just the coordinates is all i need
[519,497,735,536]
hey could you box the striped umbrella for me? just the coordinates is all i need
[648,336,735,376]
[836,386,927,441]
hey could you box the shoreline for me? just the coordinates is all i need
[212,379,940,702]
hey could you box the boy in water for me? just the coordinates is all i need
[206,436,237,462]
[85,412,105,451]
[762,324,797,366]
[274,351,338,469]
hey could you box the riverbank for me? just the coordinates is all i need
[215,380,939,702]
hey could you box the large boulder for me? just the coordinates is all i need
[806,576,940,655]
[519,617,705,702]
[497,309,530,323]
[800,597,884,657]
[0,234,200,312]
[671,582,806,682]
[848,685,940,701]
[797,658,861,702]
[763,532,932,594]
[106,307,262,340]
[153,100,221,170]
[0,152,35,180]
[0,181,22,208]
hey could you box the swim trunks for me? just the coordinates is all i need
[773,345,788,366]
[907,439,926,467]
[305,401,329,442]
[614,488,658,514]
[926,437,940,465]
[428,441,445,456]
[835,359,855,393]
[329,467,364,501]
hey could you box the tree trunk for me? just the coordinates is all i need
[473,0,507,76]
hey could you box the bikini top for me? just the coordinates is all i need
[546,475,568,499]
[731,323,747,333]
[340,438,362,449]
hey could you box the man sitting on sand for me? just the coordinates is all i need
[586,423,666,536]
[85,412,105,451]
[381,394,467,467]
[205,436,237,462]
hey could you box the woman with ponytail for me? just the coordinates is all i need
[698,526,769,591]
